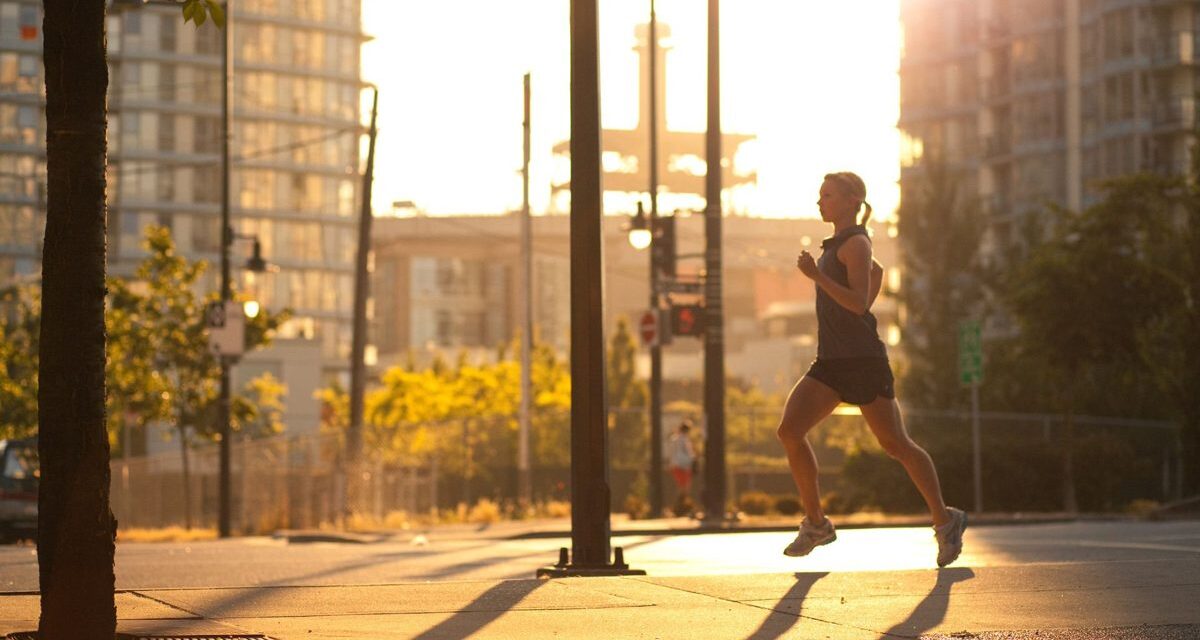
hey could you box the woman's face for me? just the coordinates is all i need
[817,179,858,224]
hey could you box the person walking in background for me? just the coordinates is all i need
[776,171,967,567]
[667,420,697,512]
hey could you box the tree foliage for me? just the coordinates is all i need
[106,225,291,447]
[0,283,39,439]
[0,226,290,448]
[607,316,648,469]
[894,161,987,410]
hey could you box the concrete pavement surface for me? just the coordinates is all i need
[1,517,1198,639]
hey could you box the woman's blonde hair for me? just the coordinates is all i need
[824,171,873,225]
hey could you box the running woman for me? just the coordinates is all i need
[777,171,967,567]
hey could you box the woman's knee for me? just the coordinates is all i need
[878,435,918,460]
[776,421,807,446]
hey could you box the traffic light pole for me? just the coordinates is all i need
[647,0,664,519]
[539,0,643,578]
[702,0,728,524]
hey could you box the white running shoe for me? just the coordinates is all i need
[935,507,968,567]
[783,517,836,557]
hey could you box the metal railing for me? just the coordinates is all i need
[109,406,1183,530]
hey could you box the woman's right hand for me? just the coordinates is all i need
[797,250,819,279]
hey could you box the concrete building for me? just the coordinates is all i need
[899,0,1197,254]
[1,0,369,434]
[371,213,901,394]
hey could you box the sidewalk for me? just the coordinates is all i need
[3,557,1198,639]
[273,510,1107,545]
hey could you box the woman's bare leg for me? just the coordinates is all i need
[859,396,952,527]
[776,377,842,525]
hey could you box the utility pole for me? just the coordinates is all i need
[217,0,235,538]
[647,0,664,518]
[348,87,379,515]
[539,0,642,577]
[519,72,533,506]
[701,0,728,524]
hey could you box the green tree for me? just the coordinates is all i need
[894,160,986,410]
[607,316,647,469]
[1004,177,1181,510]
[34,5,225,633]
[1131,168,1200,496]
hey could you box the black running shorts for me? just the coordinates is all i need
[804,357,895,406]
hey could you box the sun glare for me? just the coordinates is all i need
[361,0,900,221]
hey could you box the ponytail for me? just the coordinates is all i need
[860,201,873,226]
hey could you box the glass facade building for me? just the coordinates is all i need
[0,0,367,372]
[900,0,1198,252]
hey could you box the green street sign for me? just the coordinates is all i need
[958,320,983,385]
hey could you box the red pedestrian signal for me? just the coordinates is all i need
[671,304,704,337]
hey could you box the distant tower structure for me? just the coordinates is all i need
[551,22,757,211]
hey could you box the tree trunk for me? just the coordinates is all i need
[1062,385,1078,514]
[38,0,117,637]
[178,424,193,530]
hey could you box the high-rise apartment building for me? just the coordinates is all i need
[899,0,1197,252]
[1,0,366,375]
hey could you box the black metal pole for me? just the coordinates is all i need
[347,87,378,515]
[647,0,664,518]
[518,72,533,505]
[567,0,608,567]
[217,0,234,539]
[538,0,642,577]
[702,0,727,524]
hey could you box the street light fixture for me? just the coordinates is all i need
[242,299,260,319]
[627,202,652,250]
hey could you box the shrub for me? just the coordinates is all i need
[671,494,695,517]
[774,495,802,516]
[738,490,774,516]
[467,498,501,523]
[624,494,650,520]
[542,500,571,518]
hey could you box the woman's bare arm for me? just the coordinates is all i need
[868,258,883,310]
[804,235,873,315]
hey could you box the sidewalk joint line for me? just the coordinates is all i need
[126,590,206,619]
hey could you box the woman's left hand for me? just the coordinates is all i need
[796,250,819,279]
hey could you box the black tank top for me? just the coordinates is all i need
[815,225,887,359]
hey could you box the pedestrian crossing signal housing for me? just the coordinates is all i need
[670,304,704,337]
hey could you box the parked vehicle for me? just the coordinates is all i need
[0,438,37,542]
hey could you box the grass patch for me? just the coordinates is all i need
[118,526,218,543]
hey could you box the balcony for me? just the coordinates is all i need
[982,133,1012,159]
[1147,32,1196,66]
[1150,97,1197,130]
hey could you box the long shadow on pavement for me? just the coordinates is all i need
[410,579,547,640]
[878,567,974,639]
[743,572,829,640]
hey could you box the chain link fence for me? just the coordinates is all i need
[111,432,436,533]
[109,407,1182,531]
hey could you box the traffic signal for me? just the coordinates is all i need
[651,215,676,278]
[670,303,704,337]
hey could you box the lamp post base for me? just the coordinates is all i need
[536,547,647,578]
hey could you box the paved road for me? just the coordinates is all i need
[1,518,1197,592]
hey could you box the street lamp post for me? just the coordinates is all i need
[217,0,235,538]
[109,0,239,537]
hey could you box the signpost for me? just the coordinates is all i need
[959,320,983,513]
[640,309,658,348]
[206,300,244,358]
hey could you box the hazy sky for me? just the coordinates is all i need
[360,0,900,221]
